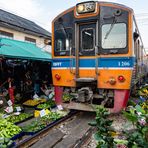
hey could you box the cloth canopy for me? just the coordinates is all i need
[0,38,52,61]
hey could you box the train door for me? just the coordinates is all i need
[75,22,97,80]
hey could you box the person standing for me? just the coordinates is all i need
[33,68,40,95]
[8,78,15,104]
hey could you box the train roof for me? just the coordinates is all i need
[97,1,133,11]
[53,1,134,22]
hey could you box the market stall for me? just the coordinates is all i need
[0,37,53,101]
[0,38,66,147]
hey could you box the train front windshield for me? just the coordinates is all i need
[53,2,129,56]
[102,23,127,49]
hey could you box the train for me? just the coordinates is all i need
[52,1,148,113]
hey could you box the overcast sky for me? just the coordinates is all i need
[0,0,148,52]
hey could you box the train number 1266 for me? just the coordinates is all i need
[118,61,130,67]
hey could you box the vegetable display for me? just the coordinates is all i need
[62,94,72,102]
[0,138,13,148]
[0,119,22,138]
[23,99,46,106]
[41,111,62,121]
[138,85,148,98]
[22,120,46,133]
[36,100,55,109]
[23,111,67,133]
[6,113,33,123]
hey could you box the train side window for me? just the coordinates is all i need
[133,20,139,56]
[133,32,139,41]
[54,28,72,53]
[56,39,63,51]
[102,23,126,49]
[137,40,140,60]
[81,28,94,51]
[140,44,143,61]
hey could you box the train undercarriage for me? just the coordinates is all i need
[54,80,130,113]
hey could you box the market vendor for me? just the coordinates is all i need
[33,68,40,95]
[8,77,15,104]
[40,81,52,99]
[25,78,32,91]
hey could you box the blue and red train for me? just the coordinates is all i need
[52,1,148,113]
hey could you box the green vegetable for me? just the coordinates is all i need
[0,119,22,138]
[0,138,13,148]
[6,113,32,123]
[37,100,55,109]
[22,111,65,133]
[22,120,46,133]
[114,139,128,145]
[62,94,72,102]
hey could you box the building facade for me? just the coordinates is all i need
[0,9,51,53]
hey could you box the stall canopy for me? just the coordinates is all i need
[0,38,52,61]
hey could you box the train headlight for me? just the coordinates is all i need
[76,1,96,14]
[77,4,85,13]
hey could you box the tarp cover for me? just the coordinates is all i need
[0,38,52,61]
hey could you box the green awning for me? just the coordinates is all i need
[0,38,52,61]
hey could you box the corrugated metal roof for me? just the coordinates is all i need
[0,9,51,39]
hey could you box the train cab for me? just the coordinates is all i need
[52,1,147,113]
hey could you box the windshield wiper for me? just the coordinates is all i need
[104,18,116,40]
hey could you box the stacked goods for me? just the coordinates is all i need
[0,119,22,138]
[6,113,33,124]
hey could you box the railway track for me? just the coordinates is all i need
[14,111,96,148]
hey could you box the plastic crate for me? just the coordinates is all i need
[10,132,24,140]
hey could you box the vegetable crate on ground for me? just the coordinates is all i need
[22,110,69,135]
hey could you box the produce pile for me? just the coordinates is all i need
[0,138,13,148]
[138,85,148,98]
[6,113,33,124]
[62,93,73,102]
[23,99,46,106]
[22,120,46,133]
[22,110,67,133]
[36,100,55,109]
[0,119,22,138]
